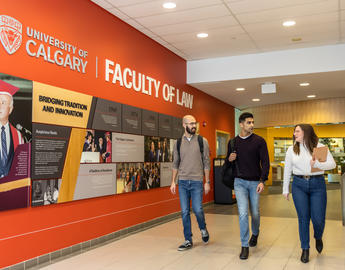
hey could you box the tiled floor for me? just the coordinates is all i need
[34,187,345,270]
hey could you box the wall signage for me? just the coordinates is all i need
[0,14,194,109]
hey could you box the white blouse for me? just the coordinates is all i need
[282,142,336,194]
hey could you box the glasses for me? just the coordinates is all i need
[186,122,197,126]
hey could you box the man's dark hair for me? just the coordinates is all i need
[239,112,253,123]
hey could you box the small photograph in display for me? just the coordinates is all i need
[83,129,96,152]
[144,162,160,189]
[81,130,112,163]
[94,131,112,163]
[116,163,142,193]
[144,137,172,162]
[31,179,61,206]
[116,162,161,193]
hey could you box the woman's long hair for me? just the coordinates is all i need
[293,124,318,155]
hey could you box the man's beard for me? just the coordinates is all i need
[186,126,196,135]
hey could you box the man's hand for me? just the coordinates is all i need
[170,181,176,195]
[228,153,237,162]
[256,182,264,193]
[283,193,289,201]
[204,182,210,195]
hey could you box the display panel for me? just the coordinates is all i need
[116,162,160,193]
[91,98,122,132]
[158,114,172,138]
[0,74,32,211]
[144,136,172,162]
[73,163,117,200]
[31,179,61,206]
[122,104,141,135]
[141,109,158,136]
[32,123,71,179]
[112,132,144,162]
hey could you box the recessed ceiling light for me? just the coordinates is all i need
[283,20,296,27]
[236,87,245,91]
[252,98,260,102]
[163,2,176,9]
[307,95,316,98]
[197,33,208,38]
[299,82,310,86]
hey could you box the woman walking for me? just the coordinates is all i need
[282,124,336,263]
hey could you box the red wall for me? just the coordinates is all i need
[0,0,235,267]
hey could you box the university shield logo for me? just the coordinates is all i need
[0,15,22,55]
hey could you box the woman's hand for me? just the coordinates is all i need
[283,193,289,201]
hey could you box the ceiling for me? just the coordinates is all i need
[190,70,345,109]
[91,0,345,109]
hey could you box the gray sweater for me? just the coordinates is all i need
[172,135,210,181]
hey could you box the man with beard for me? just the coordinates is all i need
[170,115,210,251]
[226,112,269,260]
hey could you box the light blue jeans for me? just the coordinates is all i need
[234,178,260,247]
[178,180,206,242]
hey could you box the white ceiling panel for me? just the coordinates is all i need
[91,0,114,9]
[257,40,341,54]
[249,22,339,41]
[175,34,255,51]
[341,21,345,39]
[340,0,345,9]
[161,25,246,44]
[226,0,329,14]
[162,44,190,59]
[135,4,230,28]
[149,36,170,46]
[106,0,153,7]
[148,16,238,36]
[182,48,259,60]
[92,0,345,108]
[255,34,339,52]
[243,12,338,34]
[137,28,158,38]
[107,8,131,21]
[341,9,345,20]
[190,71,345,109]
[182,47,258,60]
[122,19,145,30]
[117,0,223,18]
[236,0,338,24]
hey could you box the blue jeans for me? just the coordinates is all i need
[292,175,327,249]
[234,178,260,247]
[178,180,206,242]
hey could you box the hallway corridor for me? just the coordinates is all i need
[31,188,345,270]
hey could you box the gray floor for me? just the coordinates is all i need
[205,184,342,221]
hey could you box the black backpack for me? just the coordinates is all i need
[176,135,204,167]
[220,138,238,189]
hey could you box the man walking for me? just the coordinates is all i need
[227,112,269,259]
[170,115,210,251]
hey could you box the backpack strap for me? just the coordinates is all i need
[230,137,235,152]
[197,135,204,166]
[176,138,182,167]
